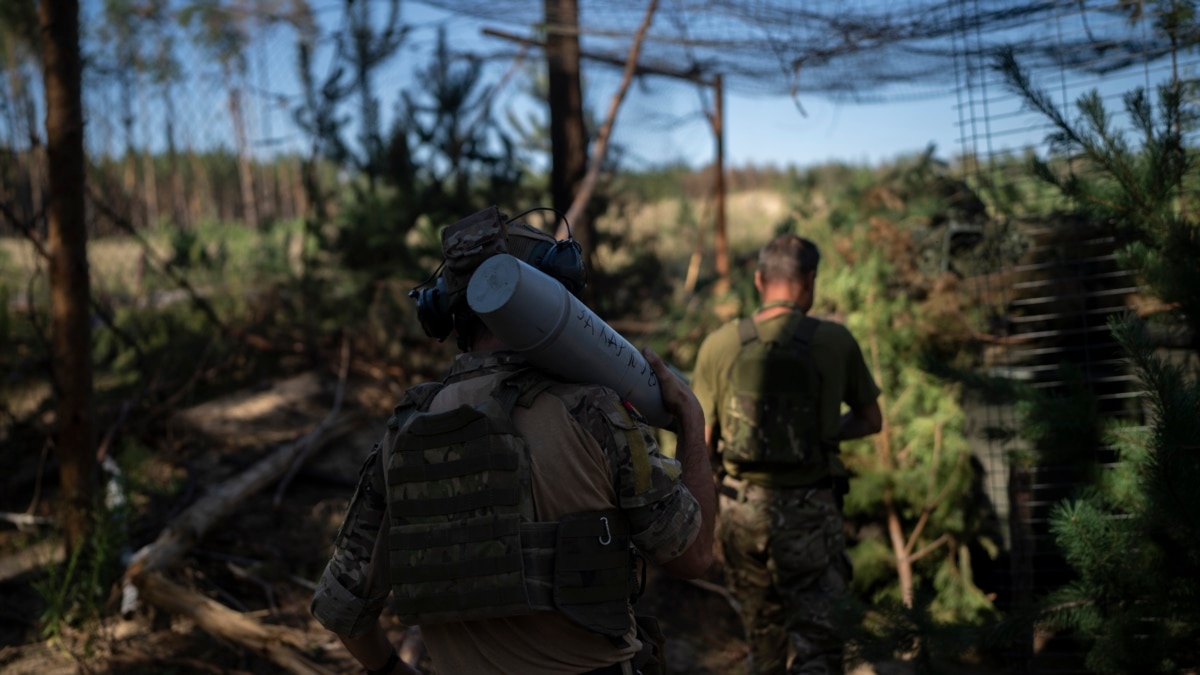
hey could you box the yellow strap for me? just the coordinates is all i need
[660,458,682,481]
[613,402,652,494]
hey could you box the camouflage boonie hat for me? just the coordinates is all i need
[440,206,510,298]
[440,206,560,300]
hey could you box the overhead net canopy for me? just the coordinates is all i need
[423,0,1187,102]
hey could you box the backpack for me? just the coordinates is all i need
[720,315,824,466]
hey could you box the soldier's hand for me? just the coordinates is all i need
[643,347,701,422]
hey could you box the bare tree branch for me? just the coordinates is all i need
[562,0,660,233]
[273,336,353,509]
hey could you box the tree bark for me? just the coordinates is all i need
[884,495,914,607]
[39,0,96,554]
[563,0,658,231]
[544,0,588,246]
[560,0,659,305]
[710,74,730,296]
[165,92,187,228]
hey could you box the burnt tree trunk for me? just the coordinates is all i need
[544,0,590,251]
[39,0,96,553]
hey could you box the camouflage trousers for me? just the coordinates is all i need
[717,478,850,675]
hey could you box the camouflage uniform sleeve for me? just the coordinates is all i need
[310,438,393,638]
[569,385,702,566]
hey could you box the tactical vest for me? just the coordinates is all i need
[721,315,824,466]
[384,370,635,638]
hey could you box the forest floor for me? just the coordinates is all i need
[0,366,994,675]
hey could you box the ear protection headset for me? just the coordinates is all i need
[409,208,586,342]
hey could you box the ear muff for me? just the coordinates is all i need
[518,236,586,297]
[408,276,454,341]
[539,238,586,296]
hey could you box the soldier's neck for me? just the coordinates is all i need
[755,300,805,321]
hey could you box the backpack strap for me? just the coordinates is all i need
[791,315,820,348]
[500,368,560,408]
[387,381,446,431]
[736,317,758,346]
[738,313,819,348]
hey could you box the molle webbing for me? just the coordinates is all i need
[554,510,635,636]
[389,518,559,618]
[386,372,634,633]
[388,380,539,623]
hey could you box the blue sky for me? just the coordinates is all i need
[595,75,967,169]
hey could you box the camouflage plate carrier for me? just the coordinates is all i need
[721,314,824,466]
[384,370,636,638]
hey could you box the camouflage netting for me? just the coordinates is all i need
[424,0,1189,102]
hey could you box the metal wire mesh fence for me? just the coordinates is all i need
[2,7,316,314]
[952,2,1200,671]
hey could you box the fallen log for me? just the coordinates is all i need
[0,539,64,583]
[274,338,351,509]
[121,410,357,589]
[0,512,56,528]
[116,359,359,672]
[123,348,355,588]
[138,571,331,675]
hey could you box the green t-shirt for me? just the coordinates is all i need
[691,310,881,486]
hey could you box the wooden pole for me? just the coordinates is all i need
[712,73,729,297]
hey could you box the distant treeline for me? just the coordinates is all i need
[1,146,328,237]
[1,143,890,239]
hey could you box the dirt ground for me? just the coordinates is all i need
[0,368,926,675]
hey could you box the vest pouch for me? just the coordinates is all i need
[553,509,634,638]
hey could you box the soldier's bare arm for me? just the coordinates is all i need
[644,347,716,580]
[837,399,883,441]
[337,622,422,675]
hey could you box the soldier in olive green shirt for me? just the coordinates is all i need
[691,233,881,674]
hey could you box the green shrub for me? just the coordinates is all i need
[35,502,128,641]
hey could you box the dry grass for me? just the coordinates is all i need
[1,190,797,302]
[1,236,169,297]
[593,189,794,271]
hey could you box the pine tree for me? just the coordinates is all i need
[811,218,1001,670]
[996,2,1200,668]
